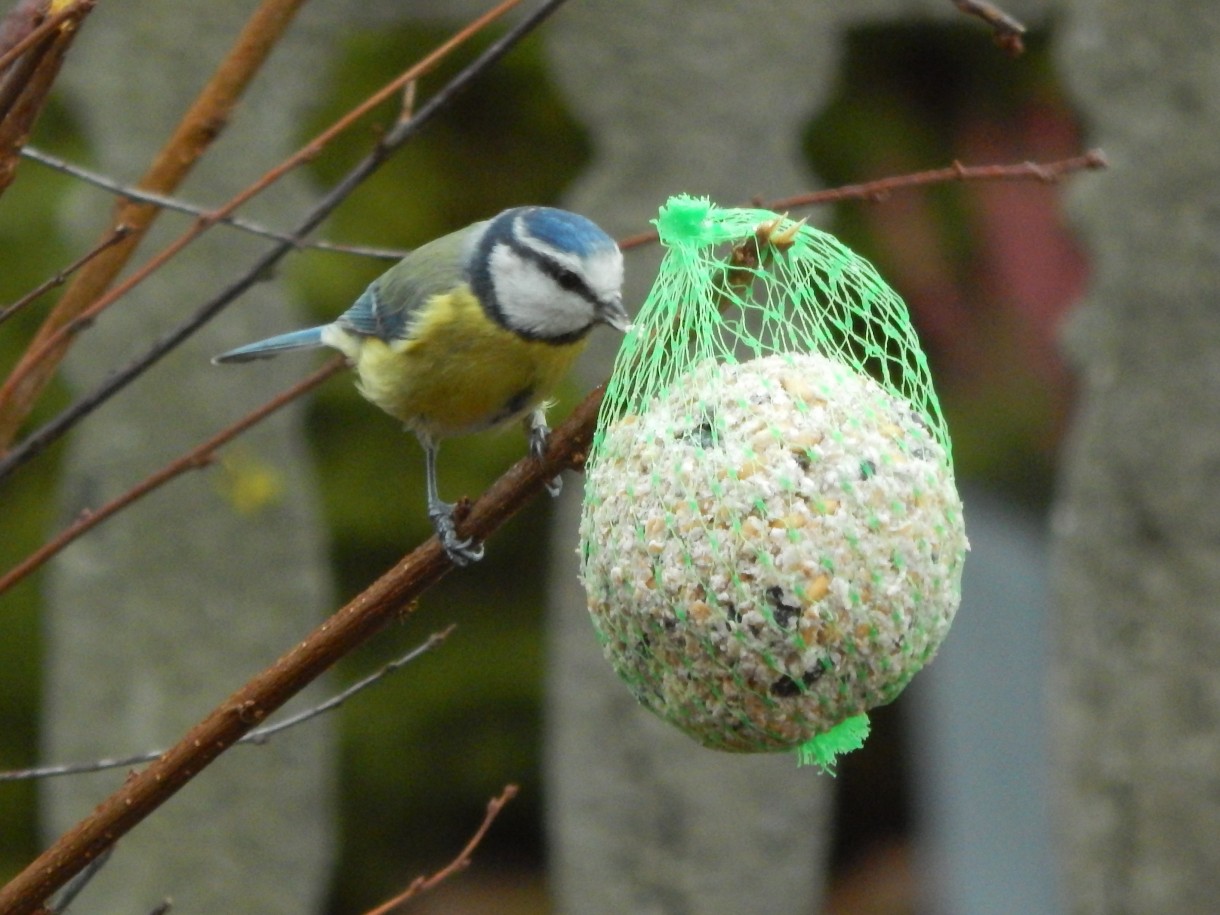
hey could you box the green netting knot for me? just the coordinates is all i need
[579,196,969,765]
[796,714,872,773]
[655,194,716,244]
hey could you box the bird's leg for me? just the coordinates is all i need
[525,407,562,497]
[423,440,484,566]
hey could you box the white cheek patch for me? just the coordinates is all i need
[489,243,593,338]
[583,247,625,301]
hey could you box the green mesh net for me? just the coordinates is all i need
[578,196,969,770]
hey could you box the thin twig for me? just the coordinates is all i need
[0,0,94,196]
[0,0,45,60]
[0,0,311,448]
[0,0,90,74]
[952,0,1027,56]
[241,625,452,745]
[0,359,342,598]
[18,147,408,260]
[0,627,453,782]
[0,225,132,328]
[770,149,1107,209]
[44,847,111,915]
[361,785,519,915]
[0,0,544,486]
[615,150,1108,252]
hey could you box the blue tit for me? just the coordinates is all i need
[215,206,628,565]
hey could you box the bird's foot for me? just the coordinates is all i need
[429,502,484,566]
[526,409,563,498]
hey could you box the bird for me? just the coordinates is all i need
[214,206,628,566]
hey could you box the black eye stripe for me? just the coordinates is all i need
[508,236,602,307]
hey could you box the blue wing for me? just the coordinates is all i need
[334,220,485,343]
[213,219,486,363]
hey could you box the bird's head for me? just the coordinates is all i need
[471,207,628,343]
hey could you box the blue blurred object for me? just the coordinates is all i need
[906,484,1062,914]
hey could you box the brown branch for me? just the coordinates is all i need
[0,1,94,195]
[0,224,131,328]
[0,376,599,915]
[0,0,309,449]
[0,359,343,599]
[0,0,527,450]
[952,0,1027,56]
[361,785,519,915]
[0,0,45,58]
[771,149,1108,209]
[0,0,87,73]
[615,150,1109,252]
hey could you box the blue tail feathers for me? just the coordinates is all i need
[212,326,326,364]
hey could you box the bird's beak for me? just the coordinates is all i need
[599,295,631,333]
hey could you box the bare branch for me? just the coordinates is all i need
[0,370,594,914]
[45,847,112,915]
[0,627,453,782]
[770,149,1108,209]
[0,1,90,74]
[0,1,95,194]
[616,151,1108,252]
[361,785,519,915]
[0,359,342,598]
[0,0,310,448]
[18,147,408,260]
[0,225,132,328]
[952,0,1027,56]
[0,0,549,488]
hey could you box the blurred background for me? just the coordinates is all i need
[0,2,1104,913]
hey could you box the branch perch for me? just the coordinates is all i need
[0,381,601,915]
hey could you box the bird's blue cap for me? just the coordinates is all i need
[516,207,617,256]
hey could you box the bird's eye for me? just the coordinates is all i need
[556,269,584,292]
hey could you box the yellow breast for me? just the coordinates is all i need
[349,288,587,441]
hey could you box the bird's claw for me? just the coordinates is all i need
[527,414,550,461]
[526,410,563,499]
[429,503,484,566]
